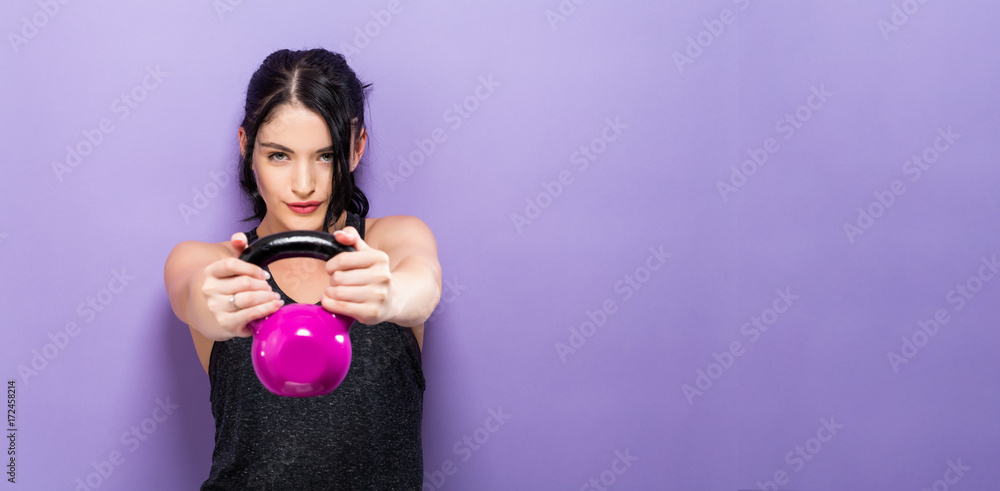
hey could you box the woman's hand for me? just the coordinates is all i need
[322,227,397,326]
[200,233,284,339]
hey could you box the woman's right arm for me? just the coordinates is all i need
[164,234,283,341]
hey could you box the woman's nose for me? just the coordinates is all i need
[291,161,315,196]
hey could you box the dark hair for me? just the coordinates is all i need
[237,48,370,231]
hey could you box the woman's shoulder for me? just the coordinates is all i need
[169,237,239,259]
[364,215,437,255]
[366,214,433,240]
[164,237,238,277]
[365,214,432,231]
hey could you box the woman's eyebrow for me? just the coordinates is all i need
[259,142,335,153]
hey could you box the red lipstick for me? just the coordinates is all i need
[287,201,321,214]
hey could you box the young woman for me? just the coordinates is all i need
[164,48,442,489]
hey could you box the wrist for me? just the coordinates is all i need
[383,255,441,327]
[383,271,429,328]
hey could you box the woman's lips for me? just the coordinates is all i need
[287,203,320,214]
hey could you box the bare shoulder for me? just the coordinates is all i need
[365,215,437,252]
[165,233,248,268]
[164,239,230,276]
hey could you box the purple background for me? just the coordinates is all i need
[2,1,998,490]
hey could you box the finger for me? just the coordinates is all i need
[204,283,273,320]
[233,290,282,310]
[201,278,270,311]
[217,275,274,296]
[329,268,386,287]
[320,295,368,321]
[206,256,270,281]
[231,232,249,253]
[333,226,369,251]
[325,249,382,274]
[234,298,285,333]
[329,268,366,287]
[325,285,379,303]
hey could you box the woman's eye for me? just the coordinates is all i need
[320,153,334,162]
[268,152,288,161]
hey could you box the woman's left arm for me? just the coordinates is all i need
[324,216,442,328]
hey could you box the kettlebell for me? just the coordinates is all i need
[238,230,357,397]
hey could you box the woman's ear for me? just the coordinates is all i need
[350,128,367,172]
[238,126,248,159]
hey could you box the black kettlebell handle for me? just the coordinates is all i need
[238,230,356,267]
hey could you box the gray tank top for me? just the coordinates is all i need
[202,211,425,490]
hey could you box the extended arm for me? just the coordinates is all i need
[324,215,442,328]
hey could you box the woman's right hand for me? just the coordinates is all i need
[200,232,284,339]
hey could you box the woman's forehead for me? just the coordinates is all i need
[257,103,359,148]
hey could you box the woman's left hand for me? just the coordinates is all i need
[322,226,397,325]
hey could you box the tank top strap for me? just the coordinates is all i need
[346,209,365,239]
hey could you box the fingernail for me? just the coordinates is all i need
[272,292,281,300]
[262,270,271,280]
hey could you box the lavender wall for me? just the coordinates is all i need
[2,1,998,490]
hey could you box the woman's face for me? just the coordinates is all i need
[239,103,365,232]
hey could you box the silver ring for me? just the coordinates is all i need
[229,294,238,311]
